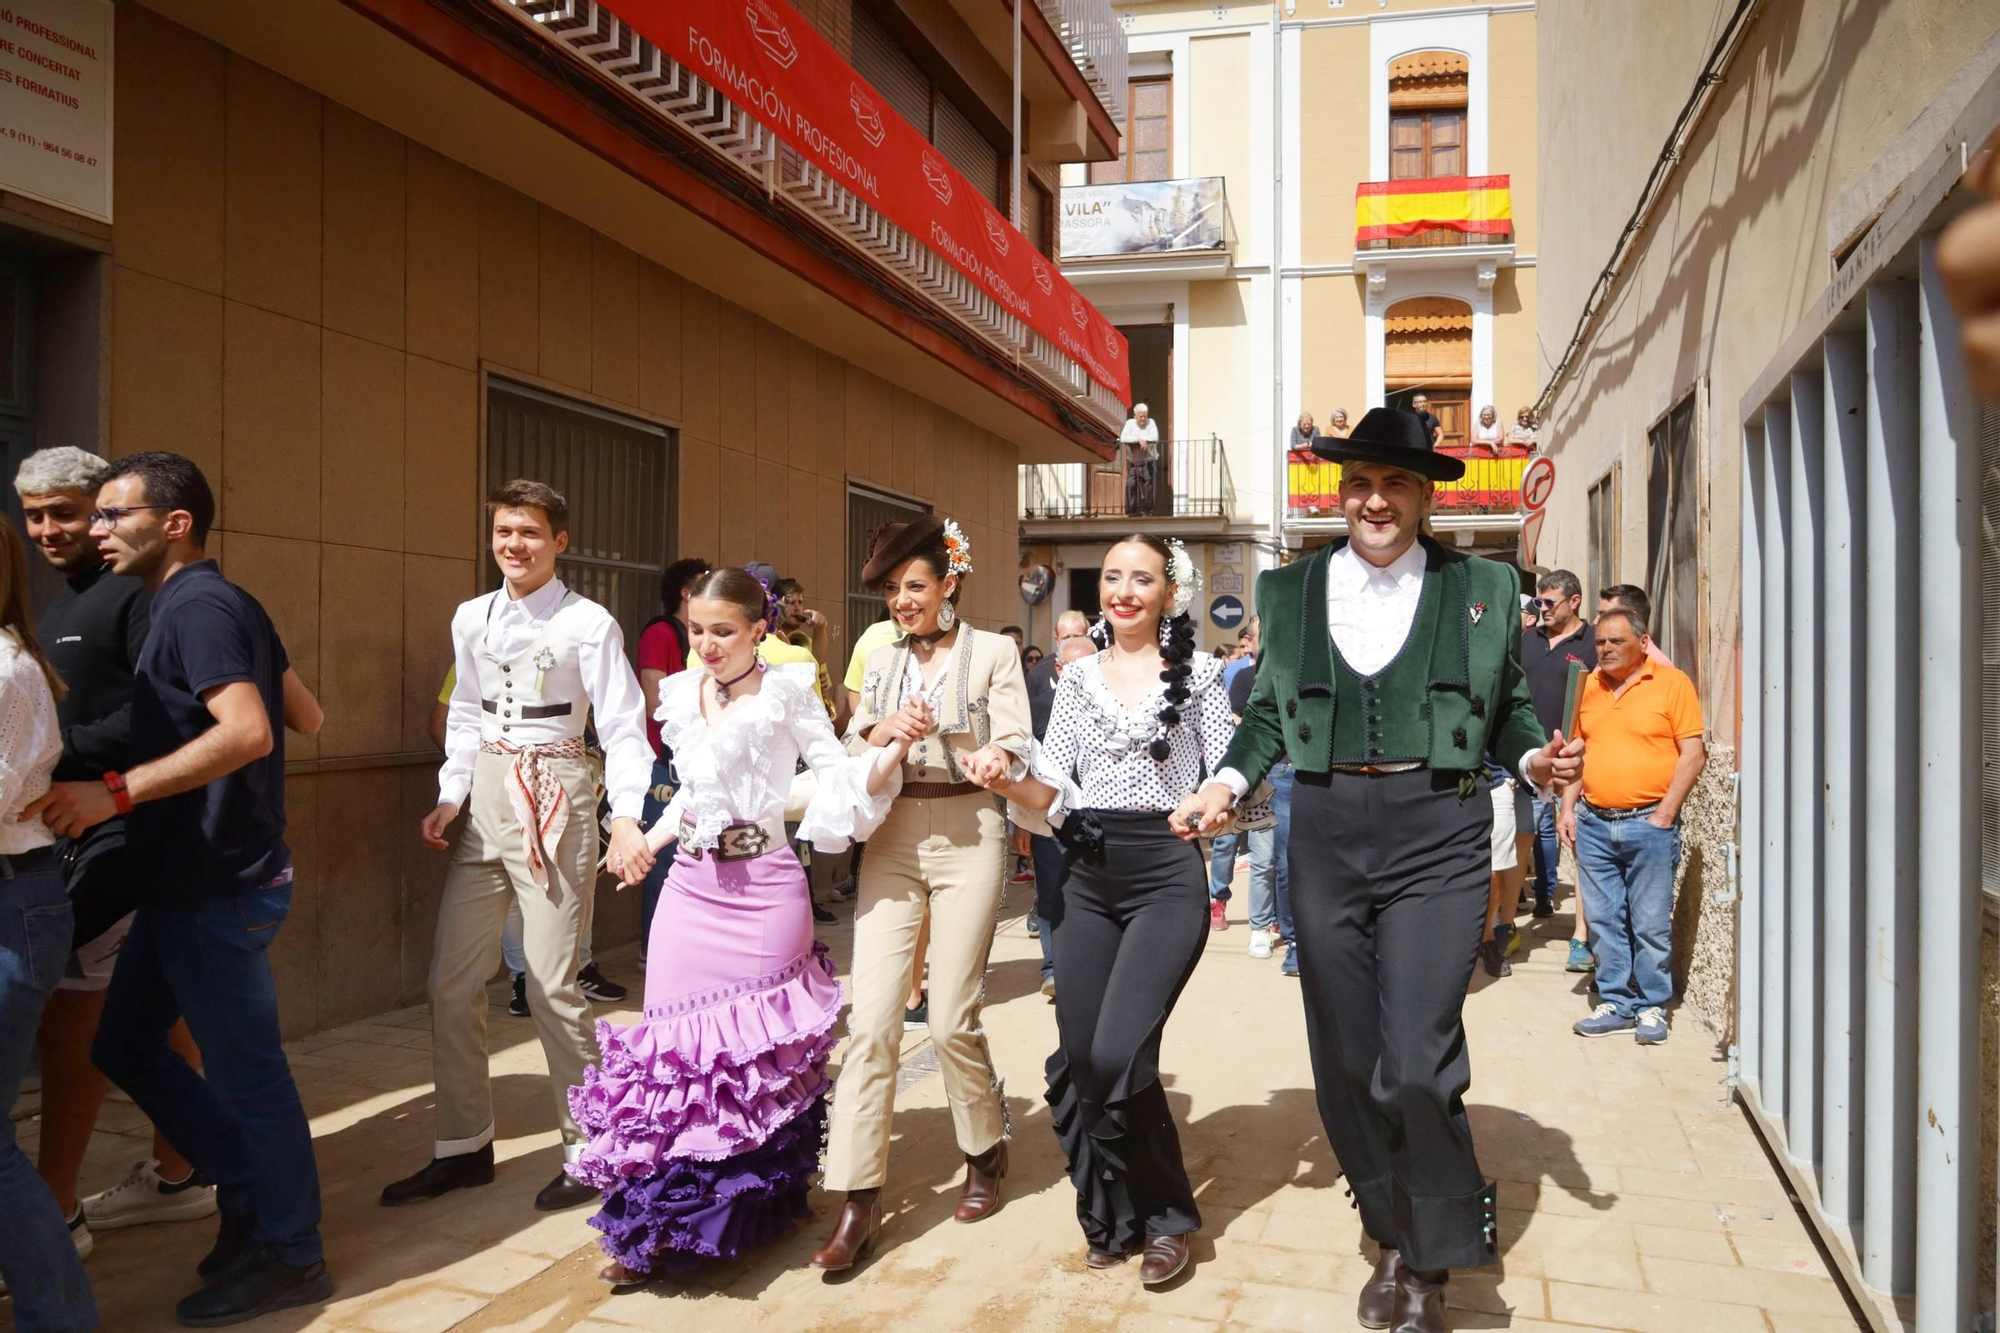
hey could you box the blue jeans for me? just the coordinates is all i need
[0,851,97,1332]
[93,873,323,1267]
[1530,795,1559,905]
[1029,832,1068,981]
[1573,808,1678,1016]
[636,756,677,956]
[1270,763,1295,940]
[1206,831,1240,901]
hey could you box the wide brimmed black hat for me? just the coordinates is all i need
[1310,407,1466,481]
[861,514,948,587]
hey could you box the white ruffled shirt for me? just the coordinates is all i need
[652,662,898,853]
[0,628,60,855]
[1014,650,1235,831]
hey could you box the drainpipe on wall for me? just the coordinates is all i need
[1270,0,1287,560]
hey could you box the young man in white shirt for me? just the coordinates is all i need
[383,480,654,1214]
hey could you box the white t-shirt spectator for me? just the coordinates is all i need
[1120,416,1160,459]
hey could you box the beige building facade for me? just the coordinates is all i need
[1533,3,2000,1328]
[0,0,1129,1036]
[1020,0,1538,653]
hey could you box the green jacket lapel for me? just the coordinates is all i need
[1296,543,1335,696]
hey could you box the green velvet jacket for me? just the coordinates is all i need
[1217,536,1547,787]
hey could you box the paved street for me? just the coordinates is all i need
[23,873,1861,1333]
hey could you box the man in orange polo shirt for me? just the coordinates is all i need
[1558,609,1705,1045]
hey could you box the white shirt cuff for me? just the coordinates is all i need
[438,782,469,810]
[1205,769,1250,802]
[608,794,644,822]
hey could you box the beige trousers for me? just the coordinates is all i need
[822,791,1010,1191]
[427,750,599,1159]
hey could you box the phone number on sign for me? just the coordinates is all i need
[0,122,93,165]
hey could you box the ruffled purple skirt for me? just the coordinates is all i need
[567,844,840,1272]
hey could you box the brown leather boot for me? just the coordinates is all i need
[1391,1263,1448,1333]
[1357,1246,1400,1329]
[953,1140,1008,1223]
[1139,1231,1191,1286]
[809,1190,881,1271]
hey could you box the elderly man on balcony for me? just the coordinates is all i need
[1120,402,1160,516]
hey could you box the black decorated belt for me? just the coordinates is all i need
[900,781,982,800]
[481,699,573,719]
[1583,800,1662,822]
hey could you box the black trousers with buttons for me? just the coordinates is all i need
[1289,766,1499,1273]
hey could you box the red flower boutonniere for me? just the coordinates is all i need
[1470,602,1487,625]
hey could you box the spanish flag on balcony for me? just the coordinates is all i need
[1355,175,1512,242]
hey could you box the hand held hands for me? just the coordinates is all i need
[1170,787,1233,842]
[606,817,655,887]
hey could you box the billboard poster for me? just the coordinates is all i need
[0,0,111,223]
[1060,178,1226,259]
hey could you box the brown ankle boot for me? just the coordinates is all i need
[810,1190,881,1271]
[1357,1246,1400,1329]
[953,1140,1008,1223]
[1391,1263,1448,1333]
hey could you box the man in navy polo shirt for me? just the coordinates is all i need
[25,451,330,1328]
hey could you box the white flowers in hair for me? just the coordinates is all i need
[1165,537,1200,617]
[941,519,974,577]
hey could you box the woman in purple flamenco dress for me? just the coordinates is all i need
[569,569,907,1284]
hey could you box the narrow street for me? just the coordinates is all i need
[34,872,1858,1333]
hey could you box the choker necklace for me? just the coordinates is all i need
[713,659,764,704]
[906,625,951,649]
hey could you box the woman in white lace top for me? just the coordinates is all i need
[0,520,96,1328]
[567,568,906,1285]
[977,533,1230,1287]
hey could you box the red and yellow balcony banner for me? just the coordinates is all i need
[620,0,1131,402]
[1355,175,1512,243]
[1287,446,1531,518]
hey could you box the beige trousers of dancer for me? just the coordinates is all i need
[427,750,600,1159]
[822,791,1010,1191]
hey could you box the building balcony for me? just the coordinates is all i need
[1285,444,1530,526]
[944,0,1125,161]
[1020,436,1242,534]
[1353,174,1514,286]
[1058,177,1234,282]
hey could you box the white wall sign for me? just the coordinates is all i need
[0,0,111,223]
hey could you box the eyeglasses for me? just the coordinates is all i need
[1532,597,1561,610]
[89,505,174,531]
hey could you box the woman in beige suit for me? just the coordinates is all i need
[812,516,1032,1270]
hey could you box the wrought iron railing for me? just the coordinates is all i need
[1021,436,1234,521]
[1285,443,1530,521]
[1355,174,1513,251]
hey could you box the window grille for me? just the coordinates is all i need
[845,484,928,663]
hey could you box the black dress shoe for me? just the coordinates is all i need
[1357,1245,1400,1329]
[197,1211,257,1280]
[812,902,837,923]
[1392,1264,1449,1333]
[380,1145,495,1206]
[1139,1231,1191,1285]
[175,1249,332,1328]
[535,1167,599,1212]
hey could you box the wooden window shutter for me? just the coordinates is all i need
[1384,298,1472,383]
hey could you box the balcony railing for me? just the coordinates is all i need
[1059,177,1230,261]
[1022,436,1234,521]
[1033,0,1128,127]
[1286,443,1530,521]
[1355,174,1512,251]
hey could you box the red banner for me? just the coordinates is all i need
[625,0,1131,403]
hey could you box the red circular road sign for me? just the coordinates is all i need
[1520,456,1556,511]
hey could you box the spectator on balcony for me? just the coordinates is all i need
[1289,412,1319,451]
[1326,408,1351,439]
[1472,405,1503,453]
[1120,403,1161,516]
[1409,394,1444,447]
[1506,408,1539,450]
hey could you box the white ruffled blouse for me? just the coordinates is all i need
[653,663,898,853]
[1014,650,1236,830]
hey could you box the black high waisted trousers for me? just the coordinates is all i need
[1046,809,1209,1254]
[1289,767,1499,1272]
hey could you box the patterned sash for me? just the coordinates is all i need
[481,736,587,891]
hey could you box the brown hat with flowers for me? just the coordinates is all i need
[861,515,948,588]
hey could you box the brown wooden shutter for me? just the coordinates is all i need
[933,93,1004,207]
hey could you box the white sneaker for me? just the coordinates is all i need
[1247,928,1274,960]
[83,1159,219,1230]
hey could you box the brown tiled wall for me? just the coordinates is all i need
[108,5,1025,1036]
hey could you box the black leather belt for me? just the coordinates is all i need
[0,845,57,877]
[1583,800,1662,821]
[481,700,572,719]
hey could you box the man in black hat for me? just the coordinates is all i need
[1175,408,1582,1332]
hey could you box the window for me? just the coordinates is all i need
[484,382,674,645]
[1390,109,1464,180]
[1646,390,1701,689]
[1586,464,1620,609]
[852,6,1007,208]
[1022,177,1053,258]
[1091,77,1171,184]
[847,484,928,657]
